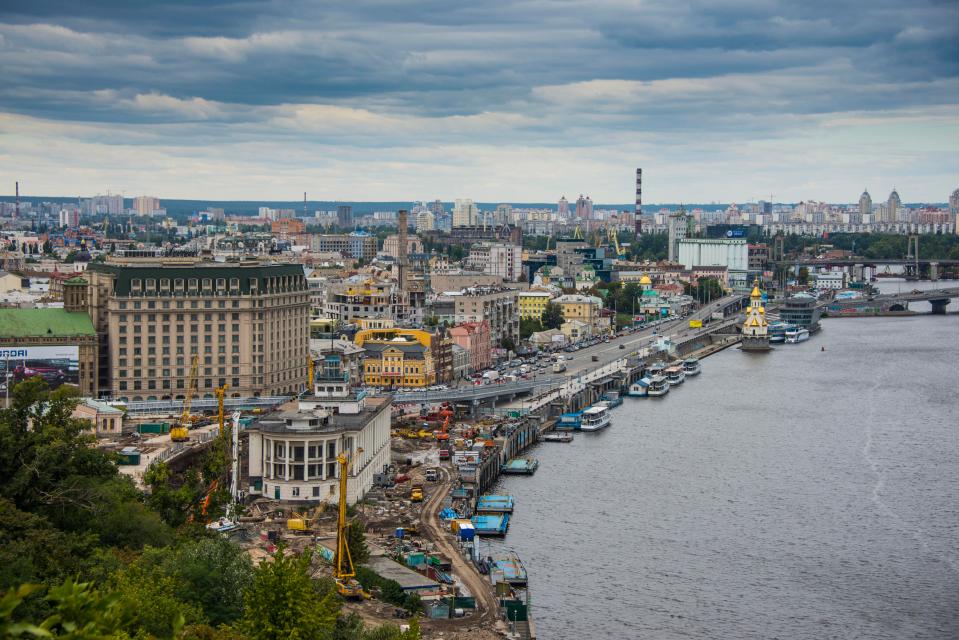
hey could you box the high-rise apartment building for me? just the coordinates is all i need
[558,196,569,217]
[452,199,478,227]
[494,204,512,225]
[466,242,522,281]
[858,189,872,218]
[337,205,353,228]
[575,195,593,219]
[950,189,959,229]
[887,189,901,222]
[133,196,161,216]
[83,255,310,400]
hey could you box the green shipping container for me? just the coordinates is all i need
[139,422,169,434]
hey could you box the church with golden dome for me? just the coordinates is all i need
[741,280,771,351]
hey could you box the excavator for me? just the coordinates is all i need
[334,450,366,598]
[170,354,199,442]
[435,406,454,443]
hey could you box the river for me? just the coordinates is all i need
[489,282,959,639]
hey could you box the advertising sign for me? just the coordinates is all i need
[0,345,80,391]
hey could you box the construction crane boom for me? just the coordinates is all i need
[334,450,365,598]
[170,354,199,442]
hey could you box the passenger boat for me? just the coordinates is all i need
[768,321,790,343]
[785,327,810,343]
[543,432,573,443]
[627,377,652,397]
[579,403,612,431]
[682,357,701,376]
[665,365,685,386]
[647,374,670,397]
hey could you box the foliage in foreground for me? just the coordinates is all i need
[0,378,419,639]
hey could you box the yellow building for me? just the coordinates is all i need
[554,294,602,326]
[355,328,436,388]
[518,290,553,320]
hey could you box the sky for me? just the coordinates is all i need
[1,0,957,204]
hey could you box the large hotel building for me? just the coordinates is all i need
[83,253,310,401]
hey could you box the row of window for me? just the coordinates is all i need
[129,275,305,294]
[115,295,309,310]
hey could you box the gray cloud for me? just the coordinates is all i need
[0,0,956,201]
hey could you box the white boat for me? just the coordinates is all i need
[785,327,810,343]
[647,374,670,397]
[665,365,685,386]
[627,377,651,397]
[579,403,612,431]
[682,357,701,376]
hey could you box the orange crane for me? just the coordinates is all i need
[435,406,453,442]
[170,354,199,442]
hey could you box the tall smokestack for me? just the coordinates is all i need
[14,181,19,220]
[397,209,409,292]
[634,168,642,236]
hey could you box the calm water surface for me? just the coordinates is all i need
[490,296,959,639]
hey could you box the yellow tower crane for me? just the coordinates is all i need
[307,356,315,391]
[334,450,365,598]
[170,354,199,442]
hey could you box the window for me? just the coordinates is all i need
[292,487,300,497]
[312,486,320,497]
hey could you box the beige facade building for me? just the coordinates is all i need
[84,255,310,401]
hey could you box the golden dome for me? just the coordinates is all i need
[751,285,761,298]
[758,306,765,314]
[639,275,652,285]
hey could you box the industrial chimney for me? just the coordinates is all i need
[634,168,643,235]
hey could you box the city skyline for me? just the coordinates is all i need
[1,1,957,202]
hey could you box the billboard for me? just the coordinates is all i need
[0,345,80,392]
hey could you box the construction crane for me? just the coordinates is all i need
[334,450,365,598]
[573,225,584,240]
[307,356,315,391]
[170,354,199,442]
[607,223,625,259]
[215,383,230,433]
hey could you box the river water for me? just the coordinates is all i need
[490,282,959,639]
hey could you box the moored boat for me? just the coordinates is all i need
[682,357,701,376]
[665,365,685,386]
[543,432,573,442]
[579,403,611,431]
[785,327,810,343]
[768,321,790,343]
[647,374,670,397]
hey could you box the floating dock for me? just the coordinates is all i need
[501,458,539,475]
[542,432,573,443]
[471,513,510,536]
[476,494,515,513]
[489,551,527,587]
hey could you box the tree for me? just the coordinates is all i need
[541,302,564,330]
[500,337,516,353]
[520,317,543,339]
[0,581,139,639]
[166,538,255,627]
[346,522,370,566]
[239,548,339,640]
[111,559,204,637]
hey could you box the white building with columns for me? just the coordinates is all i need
[245,378,391,505]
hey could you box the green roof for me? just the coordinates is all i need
[0,308,95,339]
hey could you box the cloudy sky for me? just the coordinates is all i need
[1,0,957,203]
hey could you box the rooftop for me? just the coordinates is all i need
[0,308,95,339]
[250,395,390,435]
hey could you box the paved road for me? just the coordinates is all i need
[503,295,745,394]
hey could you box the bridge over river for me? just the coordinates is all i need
[826,286,959,315]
